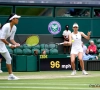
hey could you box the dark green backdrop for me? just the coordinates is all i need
[0,17,100,37]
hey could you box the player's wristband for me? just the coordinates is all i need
[8,43,12,47]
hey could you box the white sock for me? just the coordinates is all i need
[82,70,85,72]
[0,63,1,70]
[9,74,14,76]
[72,70,76,72]
[59,43,64,45]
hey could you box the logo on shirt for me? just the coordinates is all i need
[48,21,61,35]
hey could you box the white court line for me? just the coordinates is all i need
[0,83,90,85]
[0,86,99,90]
[0,74,100,80]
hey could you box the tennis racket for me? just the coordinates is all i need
[21,35,39,46]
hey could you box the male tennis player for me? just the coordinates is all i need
[0,13,21,80]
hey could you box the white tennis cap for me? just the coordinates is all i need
[9,14,21,21]
[73,23,79,27]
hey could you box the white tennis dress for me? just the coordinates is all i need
[71,32,83,54]
[0,23,16,53]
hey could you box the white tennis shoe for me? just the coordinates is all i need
[82,70,88,75]
[71,70,76,75]
[8,75,20,80]
[0,70,3,73]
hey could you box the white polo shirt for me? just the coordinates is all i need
[62,30,71,38]
[0,23,16,53]
[0,23,16,40]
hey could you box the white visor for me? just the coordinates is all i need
[9,14,21,21]
[73,24,79,27]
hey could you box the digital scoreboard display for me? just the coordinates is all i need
[39,55,72,71]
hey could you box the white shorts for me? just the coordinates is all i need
[71,47,83,54]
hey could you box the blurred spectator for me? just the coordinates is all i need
[41,50,46,55]
[34,50,38,56]
[68,8,75,16]
[82,42,87,54]
[94,11,96,16]
[94,11,100,17]
[62,25,71,54]
[83,49,98,60]
[82,42,98,60]
[94,9,100,17]
[85,11,90,17]
[87,40,97,55]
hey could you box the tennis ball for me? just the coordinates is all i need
[72,40,74,42]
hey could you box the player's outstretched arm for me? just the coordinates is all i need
[80,31,91,40]
[56,34,72,45]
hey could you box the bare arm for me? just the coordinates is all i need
[1,39,9,45]
[1,39,16,48]
[10,39,17,45]
[80,31,91,40]
[10,28,20,46]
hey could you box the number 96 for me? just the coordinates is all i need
[50,61,60,68]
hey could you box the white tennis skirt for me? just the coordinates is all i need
[71,47,83,54]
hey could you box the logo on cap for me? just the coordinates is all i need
[48,21,61,35]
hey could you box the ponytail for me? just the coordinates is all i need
[0,13,15,29]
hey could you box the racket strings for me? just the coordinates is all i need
[26,36,39,46]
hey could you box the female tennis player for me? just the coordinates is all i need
[0,13,21,80]
[69,23,91,75]
[56,23,91,75]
